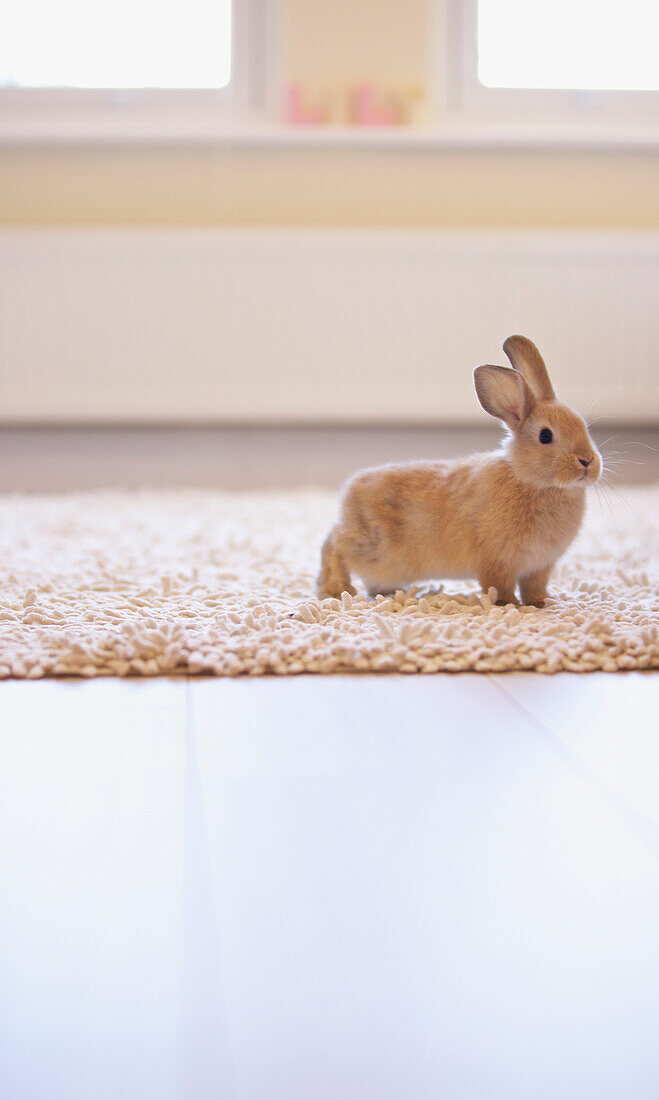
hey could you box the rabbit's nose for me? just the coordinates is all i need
[578,456,592,468]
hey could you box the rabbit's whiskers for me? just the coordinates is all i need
[599,474,641,523]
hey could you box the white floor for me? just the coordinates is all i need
[1,672,658,1100]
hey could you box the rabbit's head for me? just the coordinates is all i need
[474,335,601,490]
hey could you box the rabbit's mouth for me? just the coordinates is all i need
[560,469,596,488]
[578,465,601,485]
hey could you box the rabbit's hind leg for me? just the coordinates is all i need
[316,526,356,600]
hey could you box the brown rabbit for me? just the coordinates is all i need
[317,335,601,607]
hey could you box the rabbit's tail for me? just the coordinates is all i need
[316,526,356,599]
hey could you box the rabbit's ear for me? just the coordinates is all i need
[503,335,555,401]
[474,365,535,428]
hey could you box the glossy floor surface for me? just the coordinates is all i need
[1,672,658,1100]
[1,424,658,492]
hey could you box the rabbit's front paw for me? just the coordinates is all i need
[480,567,517,607]
[519,566,551,608]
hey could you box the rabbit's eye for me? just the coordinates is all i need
[539,428,553,444]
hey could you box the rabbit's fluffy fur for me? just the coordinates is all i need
[317,335,601,606]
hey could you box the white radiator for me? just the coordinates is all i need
[1,229,658,424]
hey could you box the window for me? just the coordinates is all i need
[454,0,659,124]
[0,0,273,139]
[477,0,659,92]
[2,0,232,89]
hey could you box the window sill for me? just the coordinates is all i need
[1,115,659,150]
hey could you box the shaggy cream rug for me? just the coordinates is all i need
[0,487,657,678]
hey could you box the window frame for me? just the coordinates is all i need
[0,0,279,141]
[2,0,658,146]
[449,0,659,125]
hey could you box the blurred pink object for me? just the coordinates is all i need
[285,82,326,124]
[352,83,400,125]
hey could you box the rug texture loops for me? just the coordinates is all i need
[1,488,658,677]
